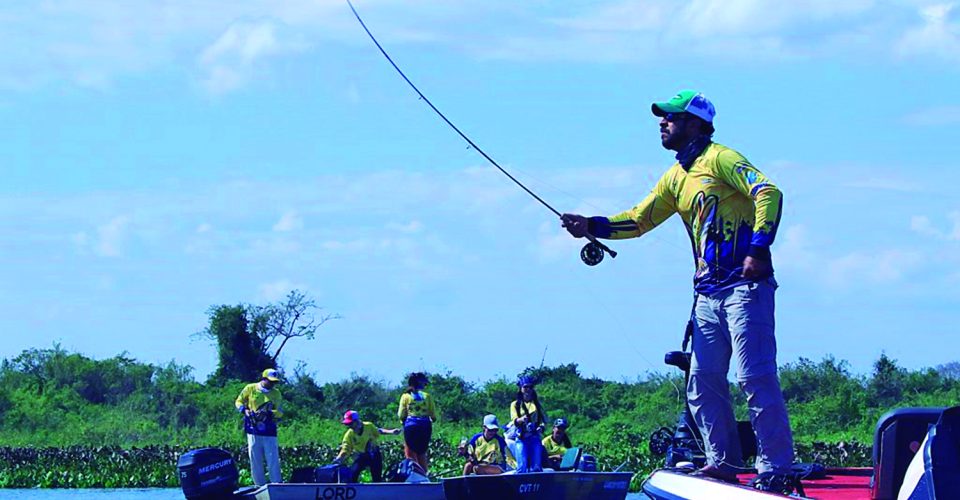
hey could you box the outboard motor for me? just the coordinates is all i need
[579,454,597,472]
[178,448,239,500]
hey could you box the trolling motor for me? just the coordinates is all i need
[647,351,707,468]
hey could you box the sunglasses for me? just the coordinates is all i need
[663,112,690,122]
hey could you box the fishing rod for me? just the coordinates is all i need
[345,0,617,266]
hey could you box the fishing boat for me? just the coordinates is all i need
[641,350,960,499]
[233,481,445,500]
[442,469,633,500]
[178,446,633,500]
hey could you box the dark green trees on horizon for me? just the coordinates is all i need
[199,290,340,385]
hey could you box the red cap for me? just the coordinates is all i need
[342,410,360,425]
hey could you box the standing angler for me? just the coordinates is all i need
[235,368,285,485]
[561,90,794,483]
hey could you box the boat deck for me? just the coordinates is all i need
[738,468,872,499]
[644,468,874,499]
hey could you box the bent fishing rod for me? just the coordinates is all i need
[346,0,616,266]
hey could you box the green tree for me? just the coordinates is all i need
[201,305,271,385]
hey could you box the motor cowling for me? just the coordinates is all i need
[178,448,239,499]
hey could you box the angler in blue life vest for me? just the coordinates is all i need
[459,414,516,475]
[508,376,548,473]
[235,368,285,486]
[397,372,437,473]
[561,90,794,484]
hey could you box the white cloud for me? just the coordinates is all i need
[535,220,581,262]
[911,211,960,240]
[198,20,308,94]
[844,176,925,192]
[896,3,960,62]
[903,105,960,126]
[93,215,130,257]
[824,249,923,287]
[386,220,423,233]
[273,210,304,232]
[774,224,817,270]
[2,0,957,91]
[259,279,307,301]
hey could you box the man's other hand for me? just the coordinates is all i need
[742,256,770,279]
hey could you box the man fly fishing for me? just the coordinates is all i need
[561,90,795,485]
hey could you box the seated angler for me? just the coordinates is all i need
[542,418,573,470]
[335,410,401,483]
[459,414,516,475]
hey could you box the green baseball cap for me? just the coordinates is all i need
[652,90,716,123]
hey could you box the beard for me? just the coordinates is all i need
[661,127,692,151]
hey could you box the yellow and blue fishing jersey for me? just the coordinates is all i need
[235,382,284,436]
[542,435,568,457]
[590,142,782,295]
[468,432,516,468]
[510,401,542,425]
[337,422,380,460]
[398,391,437,420]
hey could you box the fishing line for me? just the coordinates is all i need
[346,0,615,266]
[350,0,769,475]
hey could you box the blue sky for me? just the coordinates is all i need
[1,0,958,385]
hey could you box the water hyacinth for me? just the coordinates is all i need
[0,438,872,490]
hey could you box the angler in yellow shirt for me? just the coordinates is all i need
[459,414,515,475]
[508,376,547,473]
[542,418,572,469]
[397,372,437,472]
[234,368,284,486]
[335,410,401,483]
[561,90,794,483]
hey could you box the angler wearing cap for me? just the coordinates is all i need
[561,91,793,482]
[508,376,548,473]
[335,410,401,483]
[235,368,285,486]
[542,418,573,469]
[459,414,516,475]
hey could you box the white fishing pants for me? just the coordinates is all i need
[247,434,282,485]
[687,278,795,475]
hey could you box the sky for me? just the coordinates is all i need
[1,0,958,386]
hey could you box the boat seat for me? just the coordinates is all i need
[871,407,945,500]
[558,447,582,471]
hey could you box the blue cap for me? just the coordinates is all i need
[482,414,500,430]
[554,418,568,429]
[517,375,537,388]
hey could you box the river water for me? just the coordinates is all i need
[0,490,649,499]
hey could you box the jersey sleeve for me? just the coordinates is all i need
[714,149,783,259]
[235,384,250,410]
[398,393,409,420]
[589,168,678,239]
[426,394,437,420]
[337,431,353,459]
[271,391,283,419]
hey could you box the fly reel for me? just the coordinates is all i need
[580,239,617,266]
[581,242,605,266]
